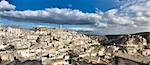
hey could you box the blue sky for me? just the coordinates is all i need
[0,0,150,35]
[8,0,119,12]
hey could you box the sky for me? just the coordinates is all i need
[8,0,120,12]
[0,0,150,35]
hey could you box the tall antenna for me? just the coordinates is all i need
[59,24,63,28]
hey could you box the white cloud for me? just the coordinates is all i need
[125,0,150,26]
[0,0,15,11]
[102,9,135,25]
[0,8,107,26]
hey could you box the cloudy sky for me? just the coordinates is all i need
[0,0,150,35]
